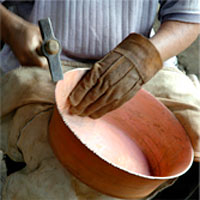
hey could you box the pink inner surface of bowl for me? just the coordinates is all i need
[55,69,193,178]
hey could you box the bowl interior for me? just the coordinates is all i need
[55,69,193,178]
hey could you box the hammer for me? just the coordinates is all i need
[38,18,63,82]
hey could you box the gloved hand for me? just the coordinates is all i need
[69,33,162,119]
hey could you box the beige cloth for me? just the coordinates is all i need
[0,65,121,200]
[143,67,200,161]
[0,63,200,200]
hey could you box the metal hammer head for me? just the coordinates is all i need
[38,18,63,82]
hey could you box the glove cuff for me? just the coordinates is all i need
[114,33,163,83]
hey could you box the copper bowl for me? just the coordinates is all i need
[49,69,193,199]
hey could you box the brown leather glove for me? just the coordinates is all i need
[69,33,162,119]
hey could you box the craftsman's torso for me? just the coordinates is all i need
[0,0,200,72]
[27,0,158,61]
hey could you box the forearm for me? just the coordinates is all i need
[150,21,200,62]
[0,4,25,44]
[0,4,48,68]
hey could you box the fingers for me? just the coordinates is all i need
[69,56,132,114]
[17,34,48,68]
[29,31,49,69]
[69,67,142,117]
[69,52,122,107]
[90,81,142,119]
[31,50,49,69]
[69,55,132,108]
[84,70,141,116]
[20,50,48,69]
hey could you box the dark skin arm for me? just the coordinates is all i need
[0,4,48,68]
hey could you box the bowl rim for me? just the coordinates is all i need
[54,69,194,180]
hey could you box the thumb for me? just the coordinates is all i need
[31,49,49,69]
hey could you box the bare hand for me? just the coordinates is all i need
[8,21,48,68]
[0,4,48,69]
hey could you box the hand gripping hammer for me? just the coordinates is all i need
[38,18,63,82]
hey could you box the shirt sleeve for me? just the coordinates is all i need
[159,0,200,24]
